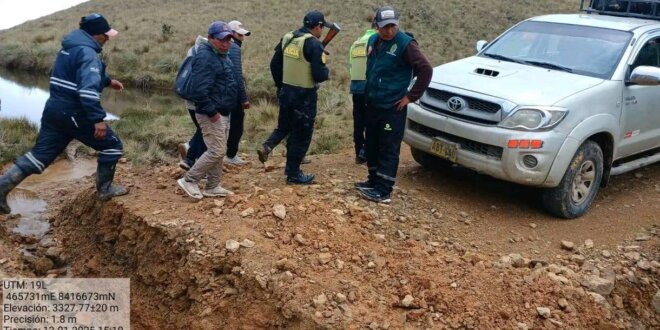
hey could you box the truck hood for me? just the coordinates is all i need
[433,56,605,105]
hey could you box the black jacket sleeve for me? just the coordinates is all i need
[270,40,284,89]
[303,37,329,84]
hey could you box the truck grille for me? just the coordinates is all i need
[426,88,501,114]
[408,121,504,160]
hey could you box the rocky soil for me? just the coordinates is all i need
[1,146,658,329]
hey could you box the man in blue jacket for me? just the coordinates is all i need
[0,13,127,215]
[356,6,433,203]
[177,21,238,199]
[258,10,331,184]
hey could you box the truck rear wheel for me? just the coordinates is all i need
[541,140,603,219]
[411,147,453,170]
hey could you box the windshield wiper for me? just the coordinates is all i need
[481,53,526,64]
[524,60,573,73]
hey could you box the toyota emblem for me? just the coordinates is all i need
[447,96,467,111]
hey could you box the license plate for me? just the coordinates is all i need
[430,139,458,162]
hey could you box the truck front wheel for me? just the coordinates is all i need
[541,140,603,219]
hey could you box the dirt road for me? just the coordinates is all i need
[0,148,658,329]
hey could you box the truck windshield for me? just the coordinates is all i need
[481,21,632,79]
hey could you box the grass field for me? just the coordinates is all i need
[0,0,577,165]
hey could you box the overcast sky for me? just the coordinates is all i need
[0,0,89,30]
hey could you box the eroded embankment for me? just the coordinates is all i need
[53,190,311,329]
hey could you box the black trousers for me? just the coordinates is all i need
[262,86,317,176]
[226,106,244,158]
[365,104,406,195]
[352,93,367,157]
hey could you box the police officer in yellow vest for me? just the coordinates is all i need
[349,24,377,165]
[259,10,331,184]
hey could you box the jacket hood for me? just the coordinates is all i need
[434,56,604,105]
[61,29,102,53]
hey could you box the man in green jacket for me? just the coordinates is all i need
[356,6,433,203]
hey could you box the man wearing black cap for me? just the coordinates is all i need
[356,6,433,203]
[0,13,127,215]
[258,10,331,184]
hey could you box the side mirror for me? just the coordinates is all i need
[630,66,660,86]
[476,40,488,53]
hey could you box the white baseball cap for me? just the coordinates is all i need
[227,20,251,36]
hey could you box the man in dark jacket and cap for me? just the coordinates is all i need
[177,21,239,199]
[0,13,127,215]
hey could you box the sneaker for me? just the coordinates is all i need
[224,155,247,165]
[354,180,374,190]
[286,171,315,185]
[202,185,234,197]
[177,178,202,199]
[358,188,391,204]
[301,157,312,165]
[177,143,189,160]
[178,159,193,171]
[257,145,272,164]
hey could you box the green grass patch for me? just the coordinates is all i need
[0,118,38,164]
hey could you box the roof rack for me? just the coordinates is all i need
[580,0,660,20]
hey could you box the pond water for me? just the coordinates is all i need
[0,69,181,126]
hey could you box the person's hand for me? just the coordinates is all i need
[110,79,124,92]
[394,95,412,111]
[210,113,220,123]
[242,101,251,110]
[94,121,108,140]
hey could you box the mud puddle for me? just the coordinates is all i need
[4,158,95,240]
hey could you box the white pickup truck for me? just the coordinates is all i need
[404,0,660,218]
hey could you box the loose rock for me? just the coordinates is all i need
[561,241,575,251]
[273,204,286,220]
[536,307,551,319]
[225,240,240,252]
[401,295,415,308]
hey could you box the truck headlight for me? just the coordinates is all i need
[499,106,568,130]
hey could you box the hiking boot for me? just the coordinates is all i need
[257,145,272,164]
[358,188,391,204]
[202,185,234,197]
[177,178,202,199]
[177,142,189,160]
[0,165,28,215]
[224,155,247,165]
[96,163,128,201]
[354,180,374,190]
[178,159,193,171]
[286,171,315,185]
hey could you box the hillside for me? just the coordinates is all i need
[0,0,579,164]
[1,148,658,328]
[0,0,577,91]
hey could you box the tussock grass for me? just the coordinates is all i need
[0,118,38,164]
[0,0,577,164]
